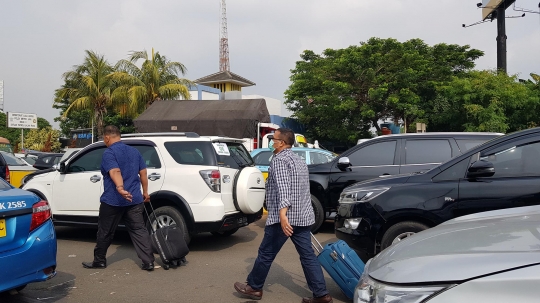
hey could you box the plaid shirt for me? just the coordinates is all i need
[265,148,315,227]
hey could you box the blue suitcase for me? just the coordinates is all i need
[311,234,365,299]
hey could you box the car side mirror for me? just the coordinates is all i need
[337,157,351,171]
[59,162,66,174]
[467,160,495,179]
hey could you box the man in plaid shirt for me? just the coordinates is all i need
[234,128,332,303]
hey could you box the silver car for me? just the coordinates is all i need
[355,205,540,303]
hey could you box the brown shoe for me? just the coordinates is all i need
[234,282,263,300]
[302,294,333,303]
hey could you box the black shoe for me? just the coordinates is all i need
[141,262,154,271]
[82,261,106,269]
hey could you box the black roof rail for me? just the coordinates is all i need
[121,132,200,138]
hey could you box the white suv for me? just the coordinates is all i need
[21,133,266,243]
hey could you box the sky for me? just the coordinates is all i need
[1,0,539,128]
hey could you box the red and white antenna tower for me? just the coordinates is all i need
[219,0,230,72]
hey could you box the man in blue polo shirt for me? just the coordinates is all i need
[82,125,155,271]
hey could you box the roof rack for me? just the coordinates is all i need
[121,132,200,138]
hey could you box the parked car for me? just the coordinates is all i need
[309,132,501,232]
[355,205,540,303]
[336,127,540,261]
[0,152,37,188]
[251,147,337,180]
[22,133,265,243]
[0,179,57,293]
[33,153,63,170]
[14,153,39,165]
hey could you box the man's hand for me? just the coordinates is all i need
[118,188,133,202]
[280,207,293,237]
[143,192,150,203]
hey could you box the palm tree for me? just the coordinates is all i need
[111,48,193,117]
[54,50,115,139]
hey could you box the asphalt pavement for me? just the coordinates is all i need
[0,216,352,303]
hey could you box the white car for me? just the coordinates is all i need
[21,133,266,243]
[355,205,540,303]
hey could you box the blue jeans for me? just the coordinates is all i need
[247,224,328,297]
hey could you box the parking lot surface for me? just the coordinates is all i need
[0,217,351,303]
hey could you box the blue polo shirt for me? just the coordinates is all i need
[100,141,146,206]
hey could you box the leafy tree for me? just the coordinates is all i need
[285,38,483,143]
[54,50,115,139]
[432,70,540,133]
[111,48,192,117]
[23,127,62,152]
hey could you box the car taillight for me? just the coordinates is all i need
[199,170,221,192]
[5,165,10,183]
[30,201,51,231]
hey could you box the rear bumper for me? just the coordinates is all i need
[194,208,263,233]
[0,219,57,293]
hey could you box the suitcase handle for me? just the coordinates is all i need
[143,199,158,233]
[310,232,324,255]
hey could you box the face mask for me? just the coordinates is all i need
[268,140,275,152]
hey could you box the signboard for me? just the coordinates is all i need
[7,112,38,129]
[482,0,516,20]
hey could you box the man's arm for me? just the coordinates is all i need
[273,158,293,236]
[139,168,150,202]
[109,168,132,202]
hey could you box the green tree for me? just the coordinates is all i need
[285,38,483,143]
[111,48,192,117]
[432,70,540,133]
[23,127,62,152]
[54,50,115,139]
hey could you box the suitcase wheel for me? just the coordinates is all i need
[181,257,187,264]
[163,264,170,270]
[173,260,179,267]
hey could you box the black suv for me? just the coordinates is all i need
[309,132,501,231]
[335,127,540,261]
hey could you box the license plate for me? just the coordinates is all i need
[0,219,6,238]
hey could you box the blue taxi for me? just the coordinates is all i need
[0,178,56,293]
[251,147,337,180]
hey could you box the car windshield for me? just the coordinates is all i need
[1,151,29,166]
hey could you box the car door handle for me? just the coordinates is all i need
[90,175,101,183]
[379,173,391,177]
[148,173,161,181]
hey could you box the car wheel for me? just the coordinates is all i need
[381,221,429,250]
[310,195,325,233]
[147,206,191,244]
[211,228,239,237]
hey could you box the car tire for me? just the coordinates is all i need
[147,206,191,245]
[381,221,429,250]
[211,228,239,237]
[310,195,325,233]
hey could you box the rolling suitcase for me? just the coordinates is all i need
[145,203,189,270]
[311,233,365,299]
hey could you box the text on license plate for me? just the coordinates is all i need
[0,219,6,238]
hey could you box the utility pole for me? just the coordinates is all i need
[496,6,507,73]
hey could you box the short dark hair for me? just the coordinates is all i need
[104,125,121,137]
[277,128,294,146]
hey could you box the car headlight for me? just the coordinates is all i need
[339,187,390,204]
[354,260,452,303]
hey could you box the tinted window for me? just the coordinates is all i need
[216,143,254,169]
[253,151,273,166]
[68,148,106,172]
[480,141,540,177]
[132,145,161,169]
[456,139,489,152]
[348,141,397,166]
[310,151,336,165]
[0,152,28,166]
[433,156,471,181]
[23,156,37,165]
[405,140,452,165]
[164,142,216,166]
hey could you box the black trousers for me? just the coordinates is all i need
[94,202,154,265]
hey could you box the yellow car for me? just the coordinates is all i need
[0,152,37,188]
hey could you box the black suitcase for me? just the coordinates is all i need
[145,203,189,270]
[151,225,189,269]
